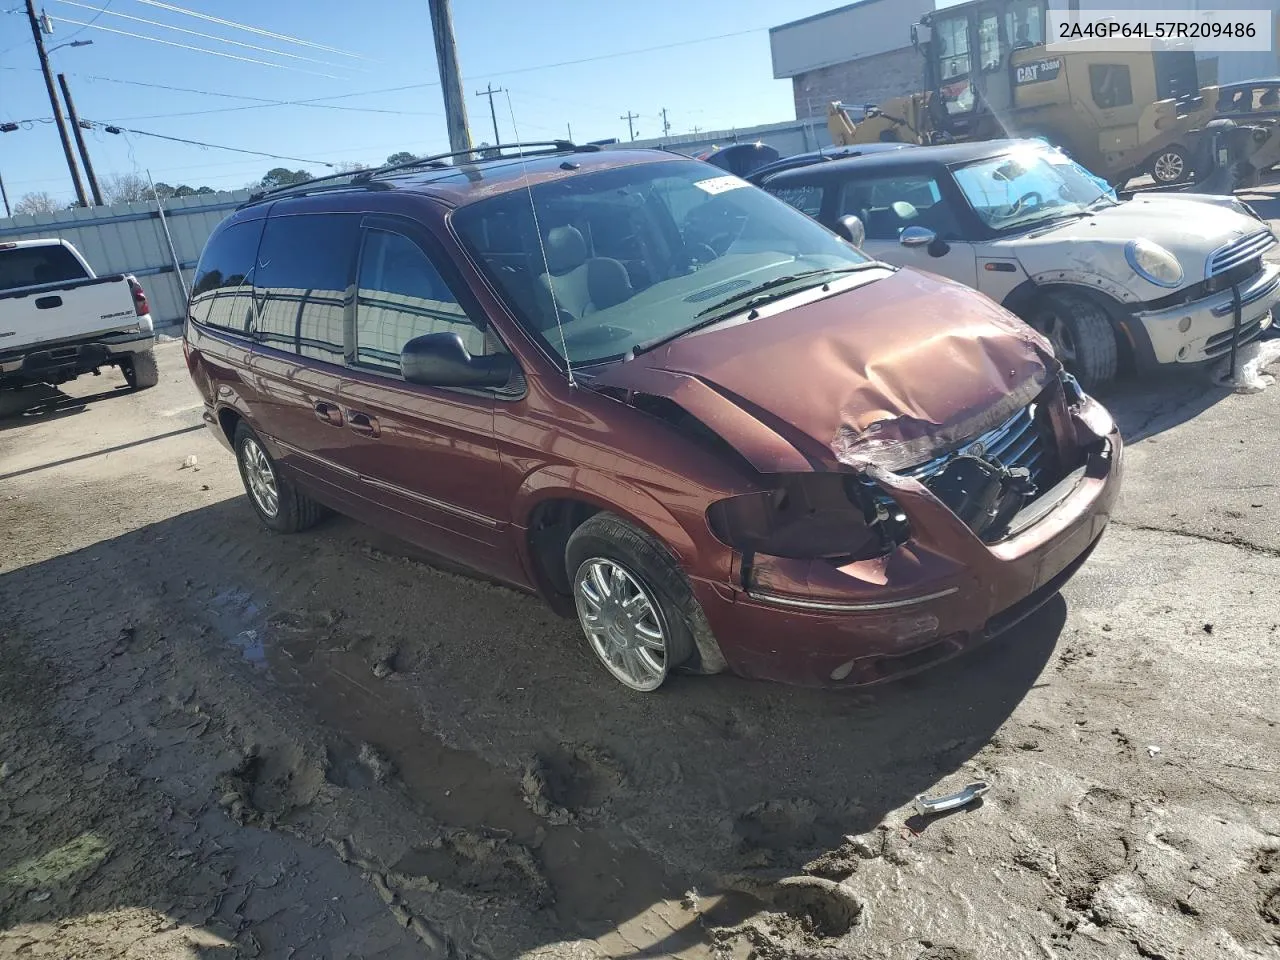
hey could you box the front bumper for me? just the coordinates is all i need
[1132,262,1280,366]
[690,414,1122,687]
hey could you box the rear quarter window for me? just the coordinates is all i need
[190,220,265,333]
[0,244,87,292]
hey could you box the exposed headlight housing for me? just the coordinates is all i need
[1125,239,1183,288]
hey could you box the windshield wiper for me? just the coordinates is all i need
[632,266,874,356]
[693,266,875,319]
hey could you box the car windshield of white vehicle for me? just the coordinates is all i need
[953,148,1117,231]
[452,159,878,366]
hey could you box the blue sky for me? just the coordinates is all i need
[0,0,851,206]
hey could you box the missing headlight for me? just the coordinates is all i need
[707,473,903,561]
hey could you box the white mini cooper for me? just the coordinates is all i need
[757,139,1278,389]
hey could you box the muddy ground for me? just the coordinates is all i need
[2,323,1279,955]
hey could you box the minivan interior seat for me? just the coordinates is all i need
[536,225,633,325]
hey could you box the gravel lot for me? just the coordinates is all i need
[1,293,1279,955]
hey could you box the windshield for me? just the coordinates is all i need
[952,147,1116,231]
[452,159,875,366]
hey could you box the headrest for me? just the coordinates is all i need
[544,225,587,275]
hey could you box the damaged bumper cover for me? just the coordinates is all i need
[689,381,1122,688]
[1131,261,1280,366]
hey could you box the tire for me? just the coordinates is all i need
[121,349,160,390]
[232,422,327,534]
[1028,291,1119,391]
[564,513,703,692]
[1149,145,1190,185]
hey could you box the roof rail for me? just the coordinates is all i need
[354,140,598,181]
[241,169,388,207]
[239,140,600,208]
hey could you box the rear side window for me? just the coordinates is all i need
[0,244,88,292]
[253,213,359,360]
[768,184,824,218]
[354,229,490,372]
[190,220,264,333]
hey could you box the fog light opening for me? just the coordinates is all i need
[830,659,856,681]
[1177,316,1192,333]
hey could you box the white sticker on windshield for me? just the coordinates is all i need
[693,175,749,195]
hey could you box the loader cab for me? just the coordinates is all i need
[914,0,1205,179]
[916,0,1050,135]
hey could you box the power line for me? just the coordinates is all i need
[55,0,111,43]
[53,0,356,70]
[132,0,373,61]
[52,16,347,78]
[82,119,336,167]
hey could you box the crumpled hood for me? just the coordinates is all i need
[1006,198,1265,299]
[593,268,1052,474]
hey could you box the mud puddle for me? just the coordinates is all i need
[211,585,712,951]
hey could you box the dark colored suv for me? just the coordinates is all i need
[184,142,1122,691]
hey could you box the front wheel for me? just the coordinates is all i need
[1028,291,1119,391]
[565,514,698,692]
[1150,145,1190,185]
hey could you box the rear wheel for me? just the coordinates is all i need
[1150,145,1190,185]
[565,513,699,692]
[121,349,159,390]
[233,422,327,533]
[1028,291,1119,391]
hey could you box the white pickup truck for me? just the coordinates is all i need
[0,238,158,394]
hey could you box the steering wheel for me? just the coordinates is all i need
[1010,191,1044,215]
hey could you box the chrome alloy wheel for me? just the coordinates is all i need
[241,437,280,518]
[573,558,669,691]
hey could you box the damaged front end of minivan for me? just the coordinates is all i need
[591,277,1122,686]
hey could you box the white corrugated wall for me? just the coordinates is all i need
[0,189,253,327]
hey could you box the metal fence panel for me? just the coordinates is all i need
[0,189,252,328]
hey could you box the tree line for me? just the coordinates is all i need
[8,153,425,217]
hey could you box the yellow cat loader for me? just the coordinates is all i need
[827,0,1259,188]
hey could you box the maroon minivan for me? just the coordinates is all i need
[184,142,1122,691]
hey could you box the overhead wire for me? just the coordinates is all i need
[53,0,358,70]
[53,0,112,43]
[132,0,374,61]
[51,16,348,78]
[80,118,336,167]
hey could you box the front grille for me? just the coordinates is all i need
[900,402,1053,491]
[866,402,1058,543]
[1207,230,1277,279]
[1204,316,1268,357]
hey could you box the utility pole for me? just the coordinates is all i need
[475,83,504,145]
[0,172,10,218]
[57,73,103,206]
[620,111,639,142]
[24,0,87,207]
[661,108,671,138]
[426,0,472,154]
[566,122,573,142]
[691,125,702,136]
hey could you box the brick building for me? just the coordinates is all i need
[769,0,935,122]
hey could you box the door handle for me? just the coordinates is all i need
[347,411,381,438]
[313,401,344,426]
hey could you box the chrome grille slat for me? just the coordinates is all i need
[1207,231,1277,278]
[985,413,1035,460]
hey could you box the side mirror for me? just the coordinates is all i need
[899,226,937,248]
[401,332,514,388]
[834,214,866,247]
